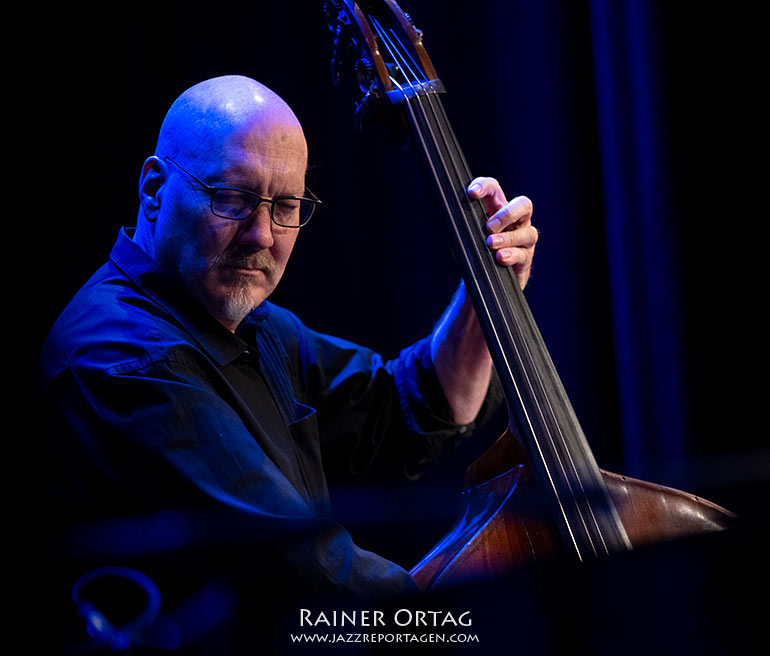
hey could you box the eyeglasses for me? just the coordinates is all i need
[163,156,321,228]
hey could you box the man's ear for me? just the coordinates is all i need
[138,156,165,223]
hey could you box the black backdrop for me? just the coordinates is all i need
[29,1,766,653]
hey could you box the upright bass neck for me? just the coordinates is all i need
[324,0,632,561]
[404,92,633,561]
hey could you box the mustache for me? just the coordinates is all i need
[211,248,277,275]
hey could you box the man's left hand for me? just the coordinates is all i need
[467,177,537,289]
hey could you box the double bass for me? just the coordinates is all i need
[322,0,735,590]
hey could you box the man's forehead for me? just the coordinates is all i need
[232,117,306,149]
[226,124,307,169]
[177,116,306,165]
[189,135,307,194]
[219,154,306,183]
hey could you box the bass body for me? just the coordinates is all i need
[411,429,735,589]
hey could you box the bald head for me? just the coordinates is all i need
[155,75,307,166]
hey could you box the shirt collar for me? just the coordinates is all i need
[109,227,270,366]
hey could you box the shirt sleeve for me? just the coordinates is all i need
[271,307,504,481]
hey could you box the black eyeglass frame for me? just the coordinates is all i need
[163,156,321,228]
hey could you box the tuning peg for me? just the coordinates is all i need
[400,11,424,45]
[355,56,375,93]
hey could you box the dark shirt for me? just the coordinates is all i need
[38,228,501,608]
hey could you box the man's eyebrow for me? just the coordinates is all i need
[197,169,252,191]
[205,173,306,198]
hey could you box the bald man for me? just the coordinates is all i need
[39,76,536,626]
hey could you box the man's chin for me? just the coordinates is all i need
[222,286,264,317]
[195,281,269,330]
[190,266,279,329]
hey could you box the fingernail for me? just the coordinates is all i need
[487,218,501,232]
[469,182,482,194]
[488,234,503,247]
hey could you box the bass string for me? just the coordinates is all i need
[369,19,516,383]
[425,85,627,554]
[369,15,604,558]
[399,55,598,519]
[368,19,516,391]
[380,13,630,557]
[431,82,625,555]
[427,102,608,558]
[423,94,597,506]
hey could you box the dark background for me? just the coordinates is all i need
[29,1,766,652]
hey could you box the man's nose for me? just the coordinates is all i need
[236,204,275,249]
